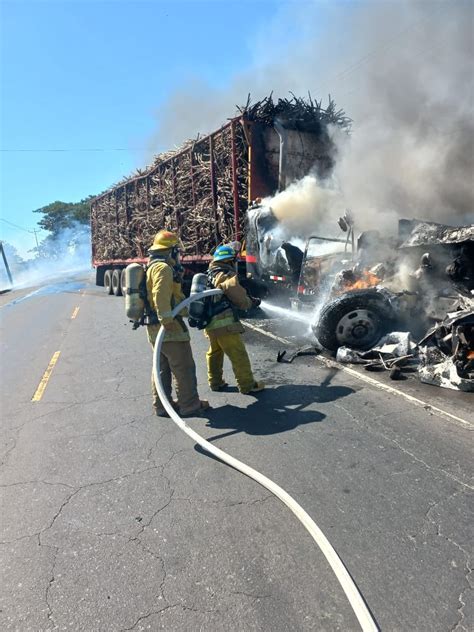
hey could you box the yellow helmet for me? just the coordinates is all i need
[148,230,184,252]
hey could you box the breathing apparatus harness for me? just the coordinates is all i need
[130,248,181,330]
[188,265,239,330]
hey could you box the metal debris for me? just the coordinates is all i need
[399,219,474,248]
[336,332,417,373]
[277,345,321,364]
[418,303,474,391]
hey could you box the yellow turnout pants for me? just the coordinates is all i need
[206,331,255,393]
[148,336,200,413]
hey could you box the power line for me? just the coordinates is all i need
[0,218,42,246]
[0,217,33,233]
[0,147,146,153]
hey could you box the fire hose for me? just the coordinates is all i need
[153,289,379,632]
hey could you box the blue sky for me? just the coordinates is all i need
[1,0,308,256]
[3,1,471,258]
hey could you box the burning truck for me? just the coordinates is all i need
[89,94,351,296]
[89,93,472,389]
[252,200,473,390]
[306,219,474,391]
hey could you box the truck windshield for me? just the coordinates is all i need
[298,235,351,296]
[305,237,347,259]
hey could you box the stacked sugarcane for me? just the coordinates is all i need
[91,94,350,261]
[238,92,352,132]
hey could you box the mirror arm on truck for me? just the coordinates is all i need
[274,119,288,192]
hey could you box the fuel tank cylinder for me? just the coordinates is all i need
[125,263,146,322]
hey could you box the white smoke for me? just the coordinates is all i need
[149,1,474,232]
[262,173,345,236]
[332,1,474,230]
[2,224,92,291]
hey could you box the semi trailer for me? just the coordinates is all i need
[90,95,350,296]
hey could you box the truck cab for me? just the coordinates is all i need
[245,203,352,306]
[291,236,352,311]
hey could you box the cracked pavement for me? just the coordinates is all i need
[0,274,472,631]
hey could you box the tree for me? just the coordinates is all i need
[31,224,91,262]
[31,196,94,261]
[33,196,93,238]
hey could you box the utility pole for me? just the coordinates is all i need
[30,229,40,247]
[0,241,14,288]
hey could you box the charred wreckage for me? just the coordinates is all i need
[253,211,474,392]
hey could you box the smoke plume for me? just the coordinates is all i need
[1,224,91,291]
[263,173,345,236]
[333,1,474,230]
[150,1,474,232]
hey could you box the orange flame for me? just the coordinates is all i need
[467,350,474,360]
[343,271,381,291]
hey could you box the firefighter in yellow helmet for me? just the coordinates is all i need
[205,245,265,393]
[146,230,209,416]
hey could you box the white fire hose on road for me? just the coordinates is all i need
[153,289,379,632]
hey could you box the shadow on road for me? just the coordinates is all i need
[203,372,355,439]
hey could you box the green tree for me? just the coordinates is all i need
[34,196,93,237]
[31,196,94,261]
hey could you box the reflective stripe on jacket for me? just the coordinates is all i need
[146,260,189,342]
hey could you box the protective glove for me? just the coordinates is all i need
[251,296,261,308]
[161,319,182,333]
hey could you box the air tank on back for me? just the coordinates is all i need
[124,263,146,322]
[188,273,209,325]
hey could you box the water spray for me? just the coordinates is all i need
[259,300,319,339]
[153,288,378,631]
[260,300,310,323]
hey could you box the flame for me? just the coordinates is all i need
[343,271,381,291]
[467,350,474,360]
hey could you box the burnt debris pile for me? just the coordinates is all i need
[311,219,474,391]
[418,301,474,391]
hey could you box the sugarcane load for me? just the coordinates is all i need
[90,94,351,297]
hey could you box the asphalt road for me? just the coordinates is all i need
[1,274,472,632]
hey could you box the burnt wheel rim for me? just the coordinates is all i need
[335,309,379,348]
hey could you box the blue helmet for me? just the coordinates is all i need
[213,245,236,262]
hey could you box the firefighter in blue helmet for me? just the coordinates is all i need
[205,244,265,393]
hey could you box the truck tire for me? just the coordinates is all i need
[313,289,396,351]
[104,269,113,295]
[112,269,122,296]
[120,269,127,296]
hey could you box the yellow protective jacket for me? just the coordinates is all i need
[205,261,252,335]
[146,259,189,343]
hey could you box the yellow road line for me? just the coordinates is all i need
[31,351,61,402]
[244,321,472,430]
[71,306,80,319]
